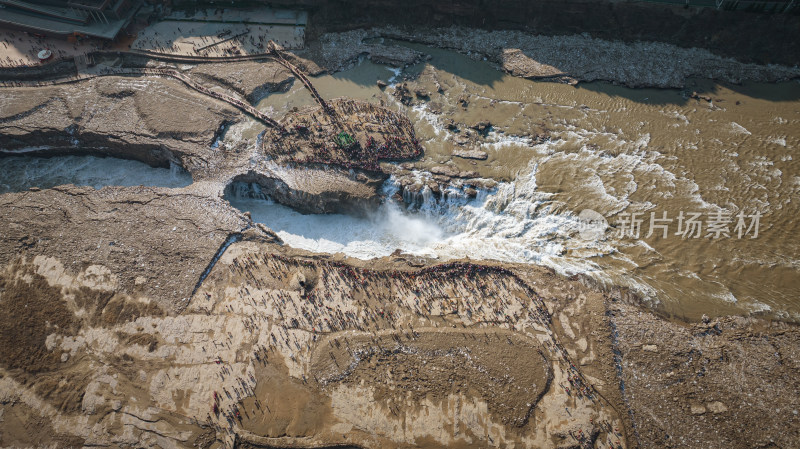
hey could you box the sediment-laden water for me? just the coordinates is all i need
[236,40,800,321]
[3,40,796,321]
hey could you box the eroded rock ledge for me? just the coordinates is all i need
[0,185,249,312]
[0,66,424,215]
[302,27,800,88]
[0,76,237,173]
[0,207,797,448]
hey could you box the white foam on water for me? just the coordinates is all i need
[232,112,744,310]
[715,290,739,304]
[220,48,797,316]
[661,109,690,125]
[227,119,691,302]
[0,146,54,154]
[410,104,446,137]
[229,159,618,280]
[0,155,193,194]
[767,136,787,147]
[230,193,447,259]
[479,131,535,150]
[730,122,752,135]
[386,67,403,85]
[747,301,772,313]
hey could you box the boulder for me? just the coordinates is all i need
[453,148,488,160]
[471,121,492,134]
[707,401,728,414]
[690,404,707,415]
[430,165,461,177]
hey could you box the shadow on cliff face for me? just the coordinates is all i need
[399,39,506,88]
[293,0,800,67]
[334,38,506,89]
[223,177,452,259]
[390,36,800,105]
[223,171,382,216]
[574,81,689,106]
[576,76,800,106]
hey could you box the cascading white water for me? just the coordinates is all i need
[226,181,268,200]
[218,41,800,318]
[226,163,614,278]
[226,180,451,259]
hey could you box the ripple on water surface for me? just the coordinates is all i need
[235,41,800,320]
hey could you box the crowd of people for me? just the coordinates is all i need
[272,99,423,172]
[132,25,302,58]
[0,30,107,68]
[226,254,556,333]
[569,419,625,449]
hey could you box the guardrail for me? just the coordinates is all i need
[633,0,796,12]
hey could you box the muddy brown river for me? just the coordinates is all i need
[228,41,800,321]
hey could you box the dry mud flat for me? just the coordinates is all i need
[0,208,627,448]
[187,62,295,104]
[0,185,250,311]
[0,183,799,448]
[610,303,800,448]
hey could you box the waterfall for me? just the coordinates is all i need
[226,181,272,201]
[169,161,191,181]
[224,163,615,280]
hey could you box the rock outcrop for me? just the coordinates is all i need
[0,76,237,173]
[0,185,248,312]
[268,0,800,67]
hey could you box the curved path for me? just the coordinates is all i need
[0,64,286,131]
[148,68,285,131]
[267,41,331,114]
[1,45,334,131]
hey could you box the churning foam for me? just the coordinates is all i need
[227,160,616,280]
[227,182,450,259]
[0,155,192,194]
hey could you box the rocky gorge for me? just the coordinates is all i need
[1,12,800,449]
